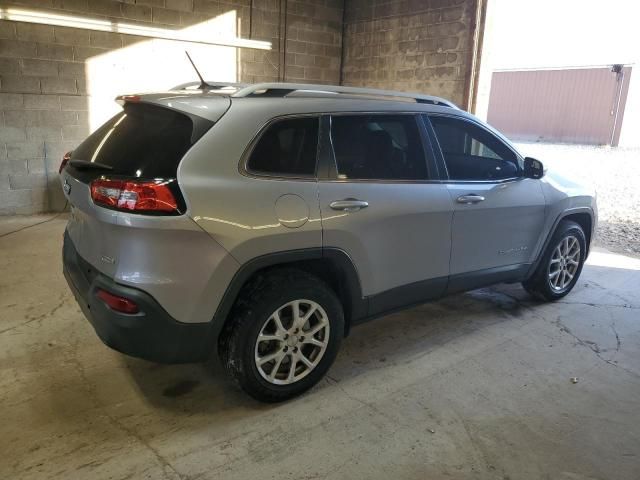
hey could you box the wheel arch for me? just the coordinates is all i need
[527,207,595,279]
[562,212,593,253]
[211,248,366,357]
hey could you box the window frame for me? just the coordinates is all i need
[240,113,321,181]
[321,112,440,183]
[424,113,525,184]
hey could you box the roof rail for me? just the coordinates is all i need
[231,82,457,108]
[171,81,248,91]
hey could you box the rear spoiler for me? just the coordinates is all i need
[114,93,231,124]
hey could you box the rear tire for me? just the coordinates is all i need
[523,220,586,301]
[220,268,344,402]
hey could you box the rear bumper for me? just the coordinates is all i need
[63,231,211,363]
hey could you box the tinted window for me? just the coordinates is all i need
[429,115,519,181]
[71,103,205,179]
[330,115,428,180]
[247,117,319,176]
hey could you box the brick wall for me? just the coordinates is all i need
[342,0,477,107]
[0,0,343,215]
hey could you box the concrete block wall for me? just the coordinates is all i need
[0,0,343,215]
[342,0,477,107]
[282,0,343,84]
[1,18,89,215]
[1,0,480,215]
[242,0,343,84]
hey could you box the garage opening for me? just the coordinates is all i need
[487,65,632,146]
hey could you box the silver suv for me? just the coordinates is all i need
[61,82,597,402]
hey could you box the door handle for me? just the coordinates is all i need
[329,199,369,212]
[456,194,485,204]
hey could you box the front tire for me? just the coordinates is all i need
[523,220,586,301]
[220,269,344,402]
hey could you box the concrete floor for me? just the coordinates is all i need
[1,214,639,480]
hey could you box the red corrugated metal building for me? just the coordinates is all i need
[487,66,632,146]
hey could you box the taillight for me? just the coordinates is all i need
[96,288,139,314]
[90,178,179,214]
[59,151,72,174]
[115,94,141,105]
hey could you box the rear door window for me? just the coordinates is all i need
[246,117,319,177]
[70,103,210,179]
[330,114,429,180]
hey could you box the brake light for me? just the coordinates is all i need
[96,288,139,314]
[90,178,179,214]
[59,151,72,174]
[115,94,141,105]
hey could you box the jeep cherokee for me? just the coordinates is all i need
[60,82,597,402]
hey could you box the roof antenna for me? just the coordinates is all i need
[185,51,209,90]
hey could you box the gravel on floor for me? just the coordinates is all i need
[515,142,640,257]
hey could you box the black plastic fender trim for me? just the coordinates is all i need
[209,247,367,357]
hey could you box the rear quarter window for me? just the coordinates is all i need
[70,103,211,179]
[246,117,319,177]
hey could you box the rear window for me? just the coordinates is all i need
[246,117,319,177]
[71,103,210,179]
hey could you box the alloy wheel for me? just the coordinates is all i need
[548,235,581,292]
[254,299,330,385]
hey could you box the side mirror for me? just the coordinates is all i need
[524,157,544,179]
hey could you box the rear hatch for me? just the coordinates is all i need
[61,94,230,279]
[63,95,229,207]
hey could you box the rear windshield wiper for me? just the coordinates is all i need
[69,159,113,171]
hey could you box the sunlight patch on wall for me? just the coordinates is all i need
[85,10,240,130]
[0,7,269,49]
